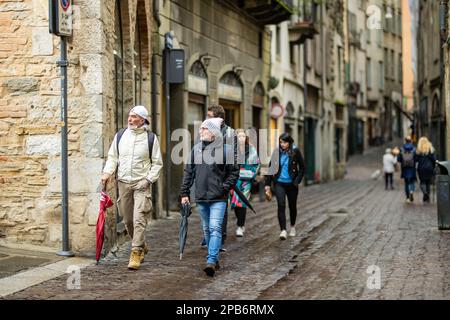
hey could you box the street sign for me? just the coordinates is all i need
[49,0,73,37]
[270,103,285,119]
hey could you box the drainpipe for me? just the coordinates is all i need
[440,1,448,159]
[153,0,161,27]
[320,2,325,180]
[151,0,161,214]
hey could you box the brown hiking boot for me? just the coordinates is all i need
[128,249,142,270]
[203,264,216,277]
[140,243,149,263]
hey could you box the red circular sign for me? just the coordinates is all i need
[270,103,285,119]
[60,0,70,12]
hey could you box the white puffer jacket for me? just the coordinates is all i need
[103,126,163,183]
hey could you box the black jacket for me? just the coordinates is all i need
[265,146,306,186]
[416,152,436,181]
[180,141,239,202]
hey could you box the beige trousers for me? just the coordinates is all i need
[117,181,152,250]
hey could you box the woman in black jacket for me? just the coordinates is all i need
[415,137,436,203]
[180,118,239,277]
[265,133,305,240]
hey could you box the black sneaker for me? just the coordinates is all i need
[409,192,414,202]
[203,264,215,277]
[219,248,227,253]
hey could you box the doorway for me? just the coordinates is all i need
[219,99,240,129]
[304,117,316,185]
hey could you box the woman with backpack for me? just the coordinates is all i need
[397,136,417,202]
[415,137,436,203]
[265,133,305,240]
[230,129,260,237]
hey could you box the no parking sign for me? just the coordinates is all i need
[49,0,73,37]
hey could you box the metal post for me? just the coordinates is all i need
[151,54,158,214]
[164,48,171,218]
[57,36,74,257]
[303,40,308,134]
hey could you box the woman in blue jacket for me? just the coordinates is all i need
[265,133,305,240]
[397,136,417,202]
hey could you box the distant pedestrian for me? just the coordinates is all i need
[101,106,163,270]
[415,137,436,203]
[383,148,397,190]
[265,133,305,240]
[180,118,239,277]
[397,136,417,202]
[230,129,260,237]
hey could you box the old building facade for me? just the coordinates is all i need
[157,0,289,210]
[0,0,159,252]
[417,0,447,160]
[381,0,403,142]
[0,0,292,253]
[269,0,347,185]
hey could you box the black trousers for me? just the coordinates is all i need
[234,207,247,227]
[274,182,299,231]
[420,179,431,198]
[385,173,393,189]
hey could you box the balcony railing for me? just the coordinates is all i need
[288,0,319,44]
[296,0,318,23]
[222,0,294,25]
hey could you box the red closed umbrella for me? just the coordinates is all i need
[96,190,113,263]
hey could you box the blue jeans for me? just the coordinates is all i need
[404,178,416,198]
[197,201,227,265]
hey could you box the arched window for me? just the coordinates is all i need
[285,102,295,139]
[432,95,440,117]
[286,102,295,118]
[187,60,208,146]
[219,71,243,128]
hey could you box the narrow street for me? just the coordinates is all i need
[4,145,450,300]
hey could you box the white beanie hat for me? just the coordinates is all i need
[201,117,223,137]
[130,105,149,124]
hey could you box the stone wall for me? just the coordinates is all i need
[0,0,154,253]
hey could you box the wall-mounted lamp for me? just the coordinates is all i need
[233,66,243,77]
[199,53,211,68]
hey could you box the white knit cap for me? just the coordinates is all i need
[130,105,149,124]
[201,117,223,137]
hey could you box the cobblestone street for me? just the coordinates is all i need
[4,145,450,300]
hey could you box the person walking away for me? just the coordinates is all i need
[200,104,238,251]
[415,137,436,203]
[265,133,305,240]
[180,118,239,277]
[101,105,163,270]
[383,148,397,190]
[397,136,417,202]
[230,129,260,237]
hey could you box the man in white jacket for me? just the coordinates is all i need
[383,148,397,190]
[101,105,163,270]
